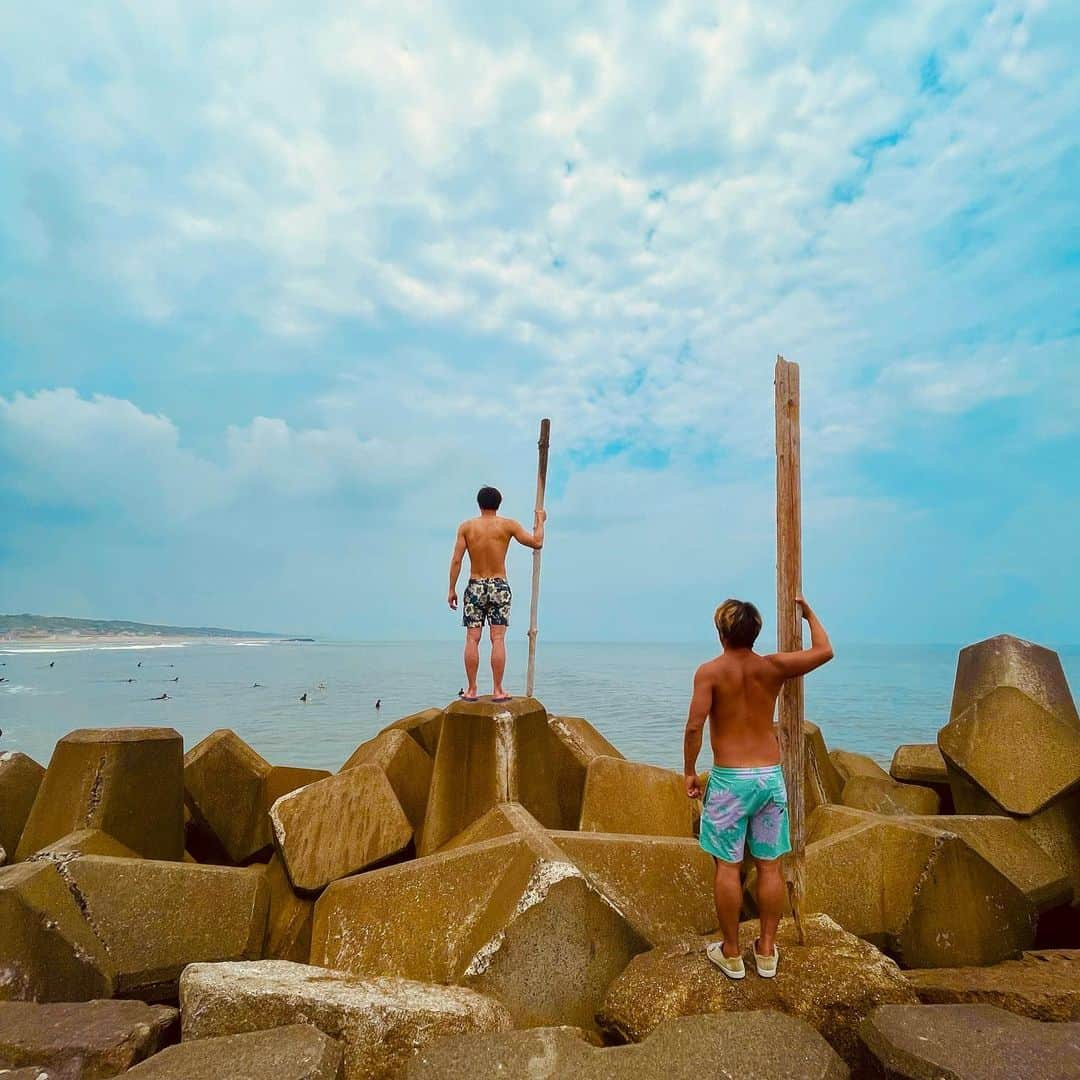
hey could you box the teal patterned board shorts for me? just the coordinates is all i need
[699,764,791,864]
[462,577,512,628]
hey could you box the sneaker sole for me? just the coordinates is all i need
[706,950,746,980]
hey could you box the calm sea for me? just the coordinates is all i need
[2,640,1077,772]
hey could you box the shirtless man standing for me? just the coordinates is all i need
[683,597,833,980]
[447,486,546,702]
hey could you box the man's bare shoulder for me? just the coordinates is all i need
[694,656,724,682]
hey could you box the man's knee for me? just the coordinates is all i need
[714,857,743,876]
[489,625,507,641]
[753,856,783,879]
[466,627,483,643]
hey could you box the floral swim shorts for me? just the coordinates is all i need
[699,764,791,864]
[462,577,512,628]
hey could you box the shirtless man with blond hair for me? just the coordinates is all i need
[447,486,546,702]
[684,596,833,980]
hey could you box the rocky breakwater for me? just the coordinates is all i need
[0,635,1077,1078]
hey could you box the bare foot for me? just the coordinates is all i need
[462,688,479,702]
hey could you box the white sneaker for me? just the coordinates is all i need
[706,941,746,980]
[753,938,779,978]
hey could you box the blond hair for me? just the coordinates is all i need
[714,599,763,648]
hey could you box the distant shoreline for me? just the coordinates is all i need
[0,633,281,650]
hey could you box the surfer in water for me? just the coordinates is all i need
[447,486,545,702]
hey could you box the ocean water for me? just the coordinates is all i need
[2,639,1077,772]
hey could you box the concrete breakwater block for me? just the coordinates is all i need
[578,756,693,838]
[16,729,184,863]
[890,743,950,786]
[270,764,413,892]
[0,854,268,1003]
[0,752,44,862]
[263,854,314,962]
[184,730,273,865]
[840,774,940,816]
[379,707,442,758]
[0,999,178,1077]
[311,830,646,1030]
[404,1012,849,1080]
[939,634,1080,906]
[179,960,511,1080]
[860,1003,1080,1080]
[800,816,1038,968]
[419,697,561,854]
[802,721,845,814]
[341,730,433,832]
[125,1024,342,1080]
[598,913,915,1074]
[807,806,1072,915]
[547,714,623,830]
[905,949,1080,1022]
[829,749,890,784]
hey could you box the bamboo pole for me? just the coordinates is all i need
[525,418,551,698]
[775,355,807,945]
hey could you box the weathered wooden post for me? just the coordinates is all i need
[774,355,807,944]
[525,418,551,699]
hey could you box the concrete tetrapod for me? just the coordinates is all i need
[904,949,1080,1022]
[180,960,511,1080]
[860,1003,1080,1080]
[0,999,178,1078]
[803,721,845,814]
[124,1024,342,1080]
[939,634,1080,906]
[379,707,442,758]
[829,749,890,784]
[798,816,1039,967]
[341,730,433,831]
[890,744,950,786]
[16,730,184,862]
[48,855,268,1001]
[578,756,693,838]
[404,1012,849,1080]
[546,714,623,829]
[311,830,646,1030]
[840,775,940,816]
[263,854,314,962]
[0,753,44,861]
[806,806,1072,915]
[184,730,273,865]
[598,913,914,1074]
[270,764,413,892]
[419,697,561,855]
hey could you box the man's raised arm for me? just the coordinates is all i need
[447,525,466,610]
[683,665,712,798]
[766,596,835,679]
[511,508,546,550]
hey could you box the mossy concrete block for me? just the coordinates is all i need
[16,730,183,863]
[312,832,646,1031]
[860,1003,1080,1080]
[801,818,1037,968]
[419,697,560,855]
[599,913,914,1074]
[0,753,44,861]
[270,765,412,893]
[890,744,949,786]
[341,730,433,832]
[841,775,940,816]
[0,999,178,1077]
[578,756,693,838]
[58,855,268,1001]
[262,855,313,963]
[905,950,1080,1022]
[0,861,113,1002]
[547,715,623,830]
[124,1024,341,1080]
[829,749,890,785]
[180,960,511,1080]
[550,831,716,944]
[184,730,273,865]
[404,1012,849,1080]
[379,708,442,758]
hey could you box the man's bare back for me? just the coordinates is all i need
[457,516,529,580]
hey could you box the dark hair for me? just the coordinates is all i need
[477,486,503,511]
[714,599,763,648]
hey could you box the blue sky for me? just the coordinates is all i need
[0,0,1077,645]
